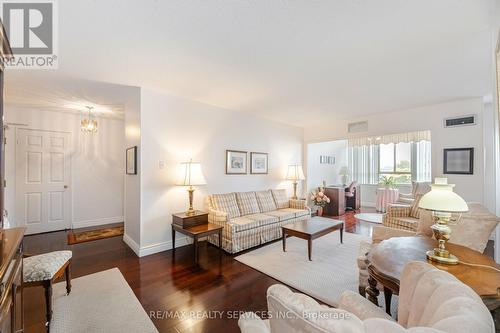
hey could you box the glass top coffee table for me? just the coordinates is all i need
[282,217,344,261]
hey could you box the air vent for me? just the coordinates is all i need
[348,121,368,133]
[444,115,476,128]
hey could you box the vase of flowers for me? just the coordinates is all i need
[310,187,330,216]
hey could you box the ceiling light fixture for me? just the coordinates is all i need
[81,106,98,133]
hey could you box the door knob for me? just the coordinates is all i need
[64,185,68,189]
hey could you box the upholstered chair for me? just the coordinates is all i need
[238,262,495,333]
[396,181,431,205]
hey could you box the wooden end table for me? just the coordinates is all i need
[366,236,500,314]
[282,217,343,261]
[172,212,223,264]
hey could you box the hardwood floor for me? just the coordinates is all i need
[22,208,491,333]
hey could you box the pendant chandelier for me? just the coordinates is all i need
[81,106,98,133]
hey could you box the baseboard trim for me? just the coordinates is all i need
[123,233,140,256]
[72,216,124,229]
[138,237,191,257]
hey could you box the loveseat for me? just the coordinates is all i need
[207,189,310,253]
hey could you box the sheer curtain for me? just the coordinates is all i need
[412,140,432,182]
[348,144,379,185]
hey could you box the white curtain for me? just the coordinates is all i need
[412,140,432,182]
[348,144,379,185]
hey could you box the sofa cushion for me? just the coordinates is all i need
[271,189,289,209]
[279,208,309,218]
[266,209,296,222]
[392,216,419,231]
[211,193,241,218]
[230,216,261,233]
[256,190,277,213]
[236,191,260,216]
[246,213,279,227]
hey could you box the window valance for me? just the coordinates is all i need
[347,130,431,147]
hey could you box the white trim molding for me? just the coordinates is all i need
[122,233,192,257]
[72,216,124,229]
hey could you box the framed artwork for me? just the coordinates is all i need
[126,146,137,175]
[443,148,474,175]
[250,152,268,174]
[226,150,247,174]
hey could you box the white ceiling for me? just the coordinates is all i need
[5,0,499,127]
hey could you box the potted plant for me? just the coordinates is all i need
[379,175,396,188]
[310,187,331,216]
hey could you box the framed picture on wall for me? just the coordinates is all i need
[226,150,247,174]
[443,148,474,175]
[250,152,268,174]
[126,146,137,175]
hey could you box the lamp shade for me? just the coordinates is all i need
[286,165,305,181]
[418,178,468,213]
[339,166,349,176]
[175,160,207,186]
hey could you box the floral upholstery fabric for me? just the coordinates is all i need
[236,192,260,216]
[211,193,241,218]
[271,189,289,209]
[255,190,278,213]
[24,250,72,283]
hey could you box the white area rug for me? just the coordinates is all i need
[236,232,396,312]
[51,268,158,333]
[354,213,383,224]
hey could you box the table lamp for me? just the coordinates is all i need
[418,178,468,265]
[339,166,349,186]
[286,165,305,199]
[175,160,207,216]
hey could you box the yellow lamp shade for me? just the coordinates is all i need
[418,178,468,213]
[175,160,207,186]
[286,165,305,181]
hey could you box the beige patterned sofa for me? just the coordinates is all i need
[207,189,310,253]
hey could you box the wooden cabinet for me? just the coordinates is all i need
[323,187,346,216]
[0,228,25,333]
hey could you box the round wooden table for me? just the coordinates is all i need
[366,236,500,315]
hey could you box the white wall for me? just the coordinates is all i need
[4,107,125,228]
[128,89,303,256]
[306,140,348,191]
[123,88,142,251]
[304,98,490,205]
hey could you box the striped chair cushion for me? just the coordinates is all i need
[211,193,241,218]
[255,190,277,213]
[409,194,423,218]
[271,189,289,209]
[236,192,260,216]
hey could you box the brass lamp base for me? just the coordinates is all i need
[186,186,196,216]
[426,249,459,265]
[291,181,298,200]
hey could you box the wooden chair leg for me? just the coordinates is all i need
[65,263,72,295]
[44,280,53,325]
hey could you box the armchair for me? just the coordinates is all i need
[239,262,494,333]
[382,194,424,232]
[396,181,430,205]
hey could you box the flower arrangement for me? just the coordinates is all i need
[310,187,331,207]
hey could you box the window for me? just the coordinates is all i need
[347,130,431,185]
[379,142,412,184]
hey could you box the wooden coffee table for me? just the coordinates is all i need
[366,236,500,314]
[282,217,343,261]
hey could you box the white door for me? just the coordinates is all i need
[15,129,71,234]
